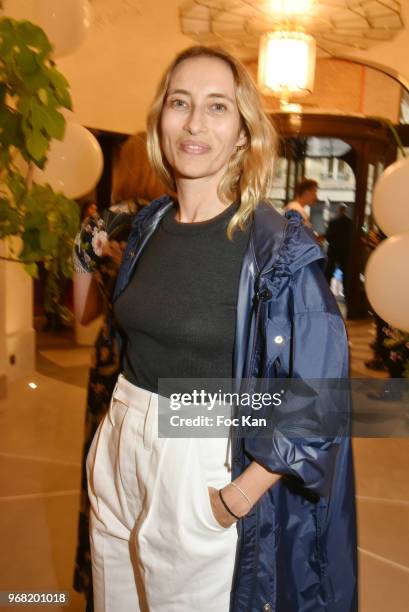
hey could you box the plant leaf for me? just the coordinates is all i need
[25,126,49,162]
[40,230,58,252]
[37,88,48,105]
[16,21,52,56]
[0,107,24,149]
[46,68,72,110]
[13,44,39,76]
[23,261,39,278]
[0,18,15,57]
[46,68,69,90]
[31,98,65,139]
[6,171,26,203]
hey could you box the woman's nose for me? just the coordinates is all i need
[183,105,206,134]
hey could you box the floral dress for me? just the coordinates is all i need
[72,211,133,605]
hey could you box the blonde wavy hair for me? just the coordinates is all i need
[146,45,277,238]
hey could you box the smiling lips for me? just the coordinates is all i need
[179,140,211,155]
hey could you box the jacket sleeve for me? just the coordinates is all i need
[72,214,108,274]
[72,210,133,274]
[244,261,350,497]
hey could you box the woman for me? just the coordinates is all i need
[78,46,357,612]
[72,133,166,611]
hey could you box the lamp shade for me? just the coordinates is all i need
[258,31,316,98]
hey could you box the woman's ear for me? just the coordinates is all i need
[236,128,247,150]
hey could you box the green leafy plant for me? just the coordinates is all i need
[0,17,80,322]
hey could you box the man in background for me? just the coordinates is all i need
[325,203,353,300]
[284,178,318,227]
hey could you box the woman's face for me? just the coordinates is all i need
[160,56,246,185]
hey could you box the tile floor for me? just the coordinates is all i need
[0,317,408,611]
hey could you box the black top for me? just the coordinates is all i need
[113,202,250,393]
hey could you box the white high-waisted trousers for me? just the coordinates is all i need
[86,373,238,612]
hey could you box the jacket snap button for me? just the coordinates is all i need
[263,604,271,611]
[274,335,284,344]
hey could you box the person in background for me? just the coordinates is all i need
[283,177,318,227]
[81,201,98,220]
[41,201,97,332]
[325,203,353,300]
[72,133,166,612]
[111,132,170,212]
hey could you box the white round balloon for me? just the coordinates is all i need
[3,0,91,57]
[365,232,409,332]
[372,157,409,236]
[33,123,103,199]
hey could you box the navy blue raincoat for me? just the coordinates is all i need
[112,196,358,612]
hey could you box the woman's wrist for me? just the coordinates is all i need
[208,487,237,527]
[218,489,241,521]
[220,482,253,519]
[210,462,281,528]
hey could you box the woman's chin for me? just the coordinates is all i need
[173,164,227,183]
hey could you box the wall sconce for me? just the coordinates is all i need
[258,30,316,102]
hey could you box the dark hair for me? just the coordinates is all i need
[295,178,318,198]
[80,200,97,220]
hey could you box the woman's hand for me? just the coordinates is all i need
[73,272,103,325]
[208,487,237,528]
[208,463,282,528]
[208,483,253,528]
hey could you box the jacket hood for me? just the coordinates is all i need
[252,203,325,276]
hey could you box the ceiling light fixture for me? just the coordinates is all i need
[268,0,316,18]
[258,30,316,102]
[180,0,404,105]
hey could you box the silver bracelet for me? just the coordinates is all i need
[230,481,252,512]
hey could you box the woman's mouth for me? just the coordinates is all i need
[179,141,211,155]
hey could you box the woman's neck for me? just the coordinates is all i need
[174,172,229,223]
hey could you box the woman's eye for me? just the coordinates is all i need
[211,102,227,113]
[169,98,188,109]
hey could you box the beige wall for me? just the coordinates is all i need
[304,59,401,122]
[246,58,401,122]
[55,0,191,134]
[0,241,35,382]
[0,242,6,379]
[362,66,401,123]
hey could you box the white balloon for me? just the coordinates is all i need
[33,123,103,199]
[3,0,91,57]
[372,157,409,236]
[365,232,409,332]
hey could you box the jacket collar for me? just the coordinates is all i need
[117,197,325,298]
[113,195,174,304]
